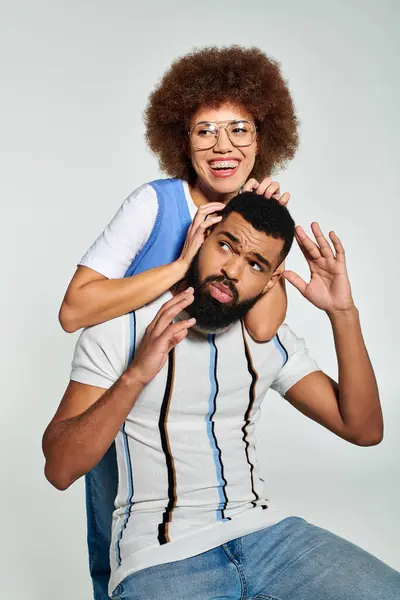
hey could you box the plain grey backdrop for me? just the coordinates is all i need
[1,1,399,598]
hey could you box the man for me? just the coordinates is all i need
[43,192,399,599]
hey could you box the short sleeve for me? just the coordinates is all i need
[70,315,129,390]
[79,184,158,279]
[271,324,320,397]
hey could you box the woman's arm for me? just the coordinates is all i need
[59,204,223,332]
[244,267,287,342]
[59,262,186,332]
[241,177,290,341]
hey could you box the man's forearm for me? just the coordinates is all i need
[43,369,144,490]
[329,306,383,443]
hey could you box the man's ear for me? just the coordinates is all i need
[262,270,282,295]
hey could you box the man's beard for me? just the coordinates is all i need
[184,252,263,332]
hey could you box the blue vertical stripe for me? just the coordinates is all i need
[206,335,228,521]
[273,333,288,366]
[115,312,136,565]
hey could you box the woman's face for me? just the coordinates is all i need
[188,102,257,199]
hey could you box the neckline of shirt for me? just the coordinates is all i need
[182,180,198,218]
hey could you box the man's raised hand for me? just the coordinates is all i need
[283,223,355,315]
[129,289,196,385]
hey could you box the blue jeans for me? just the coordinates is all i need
[85,443,118,600]
[110,517,400,600]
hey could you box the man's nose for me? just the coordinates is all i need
[213,128,233,153]
[222,257,242,282]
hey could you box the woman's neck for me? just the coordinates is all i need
[189,179,238,207]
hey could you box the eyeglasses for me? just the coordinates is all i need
[189,119,257,150]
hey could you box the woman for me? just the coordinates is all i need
[59,46,298,340]
[59,46,299,600]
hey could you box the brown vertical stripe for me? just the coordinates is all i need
[158,349,176,545]
[240,321,260,507]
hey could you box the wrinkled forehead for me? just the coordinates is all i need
[211,212,283,258]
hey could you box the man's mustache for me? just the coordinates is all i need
[199,274,239,303]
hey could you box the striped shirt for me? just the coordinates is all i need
[70,291,319,593]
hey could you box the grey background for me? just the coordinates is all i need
[1,0,399,598]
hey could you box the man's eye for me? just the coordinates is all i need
[249,261,262,272]
[219,241,231,252]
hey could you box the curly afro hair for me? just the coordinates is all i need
[144,45,299,183]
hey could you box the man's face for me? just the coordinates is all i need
[185,212,285,331]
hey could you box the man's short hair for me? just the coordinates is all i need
[221,191,295,265]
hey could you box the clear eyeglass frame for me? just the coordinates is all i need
[188,119,257,150]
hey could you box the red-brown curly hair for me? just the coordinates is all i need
[144,45,299,183]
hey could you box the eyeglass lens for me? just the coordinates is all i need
[191,120,256,149]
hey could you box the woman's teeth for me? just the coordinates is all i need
[209,161,239,170]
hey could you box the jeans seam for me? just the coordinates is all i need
[222,543,247,600]
[85,472,101,572]
[111,582,123,599]
[250,595,282,600]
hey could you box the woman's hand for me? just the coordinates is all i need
[178,202,224,272]
[243,177,290,206]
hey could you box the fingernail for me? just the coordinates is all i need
[185,287,194,293]
[188,318,196,324]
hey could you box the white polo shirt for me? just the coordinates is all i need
[71,292,319,594]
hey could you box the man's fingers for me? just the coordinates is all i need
[282,270,307,295]
[168,323,195,350]
[159,319,196,350]
[152,293,195,337]
[295,226,321,260]
[311,222,334,259]
[147,289,193,334]
[329,231,346,262]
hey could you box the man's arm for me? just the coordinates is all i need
[43,289,196,490]
[282,223,383,446]
[42,377,144,491]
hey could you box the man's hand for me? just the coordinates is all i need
[179,203,224,272]
[243,176,290,206]
[129,289,196,385]
[283,223,355,315]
